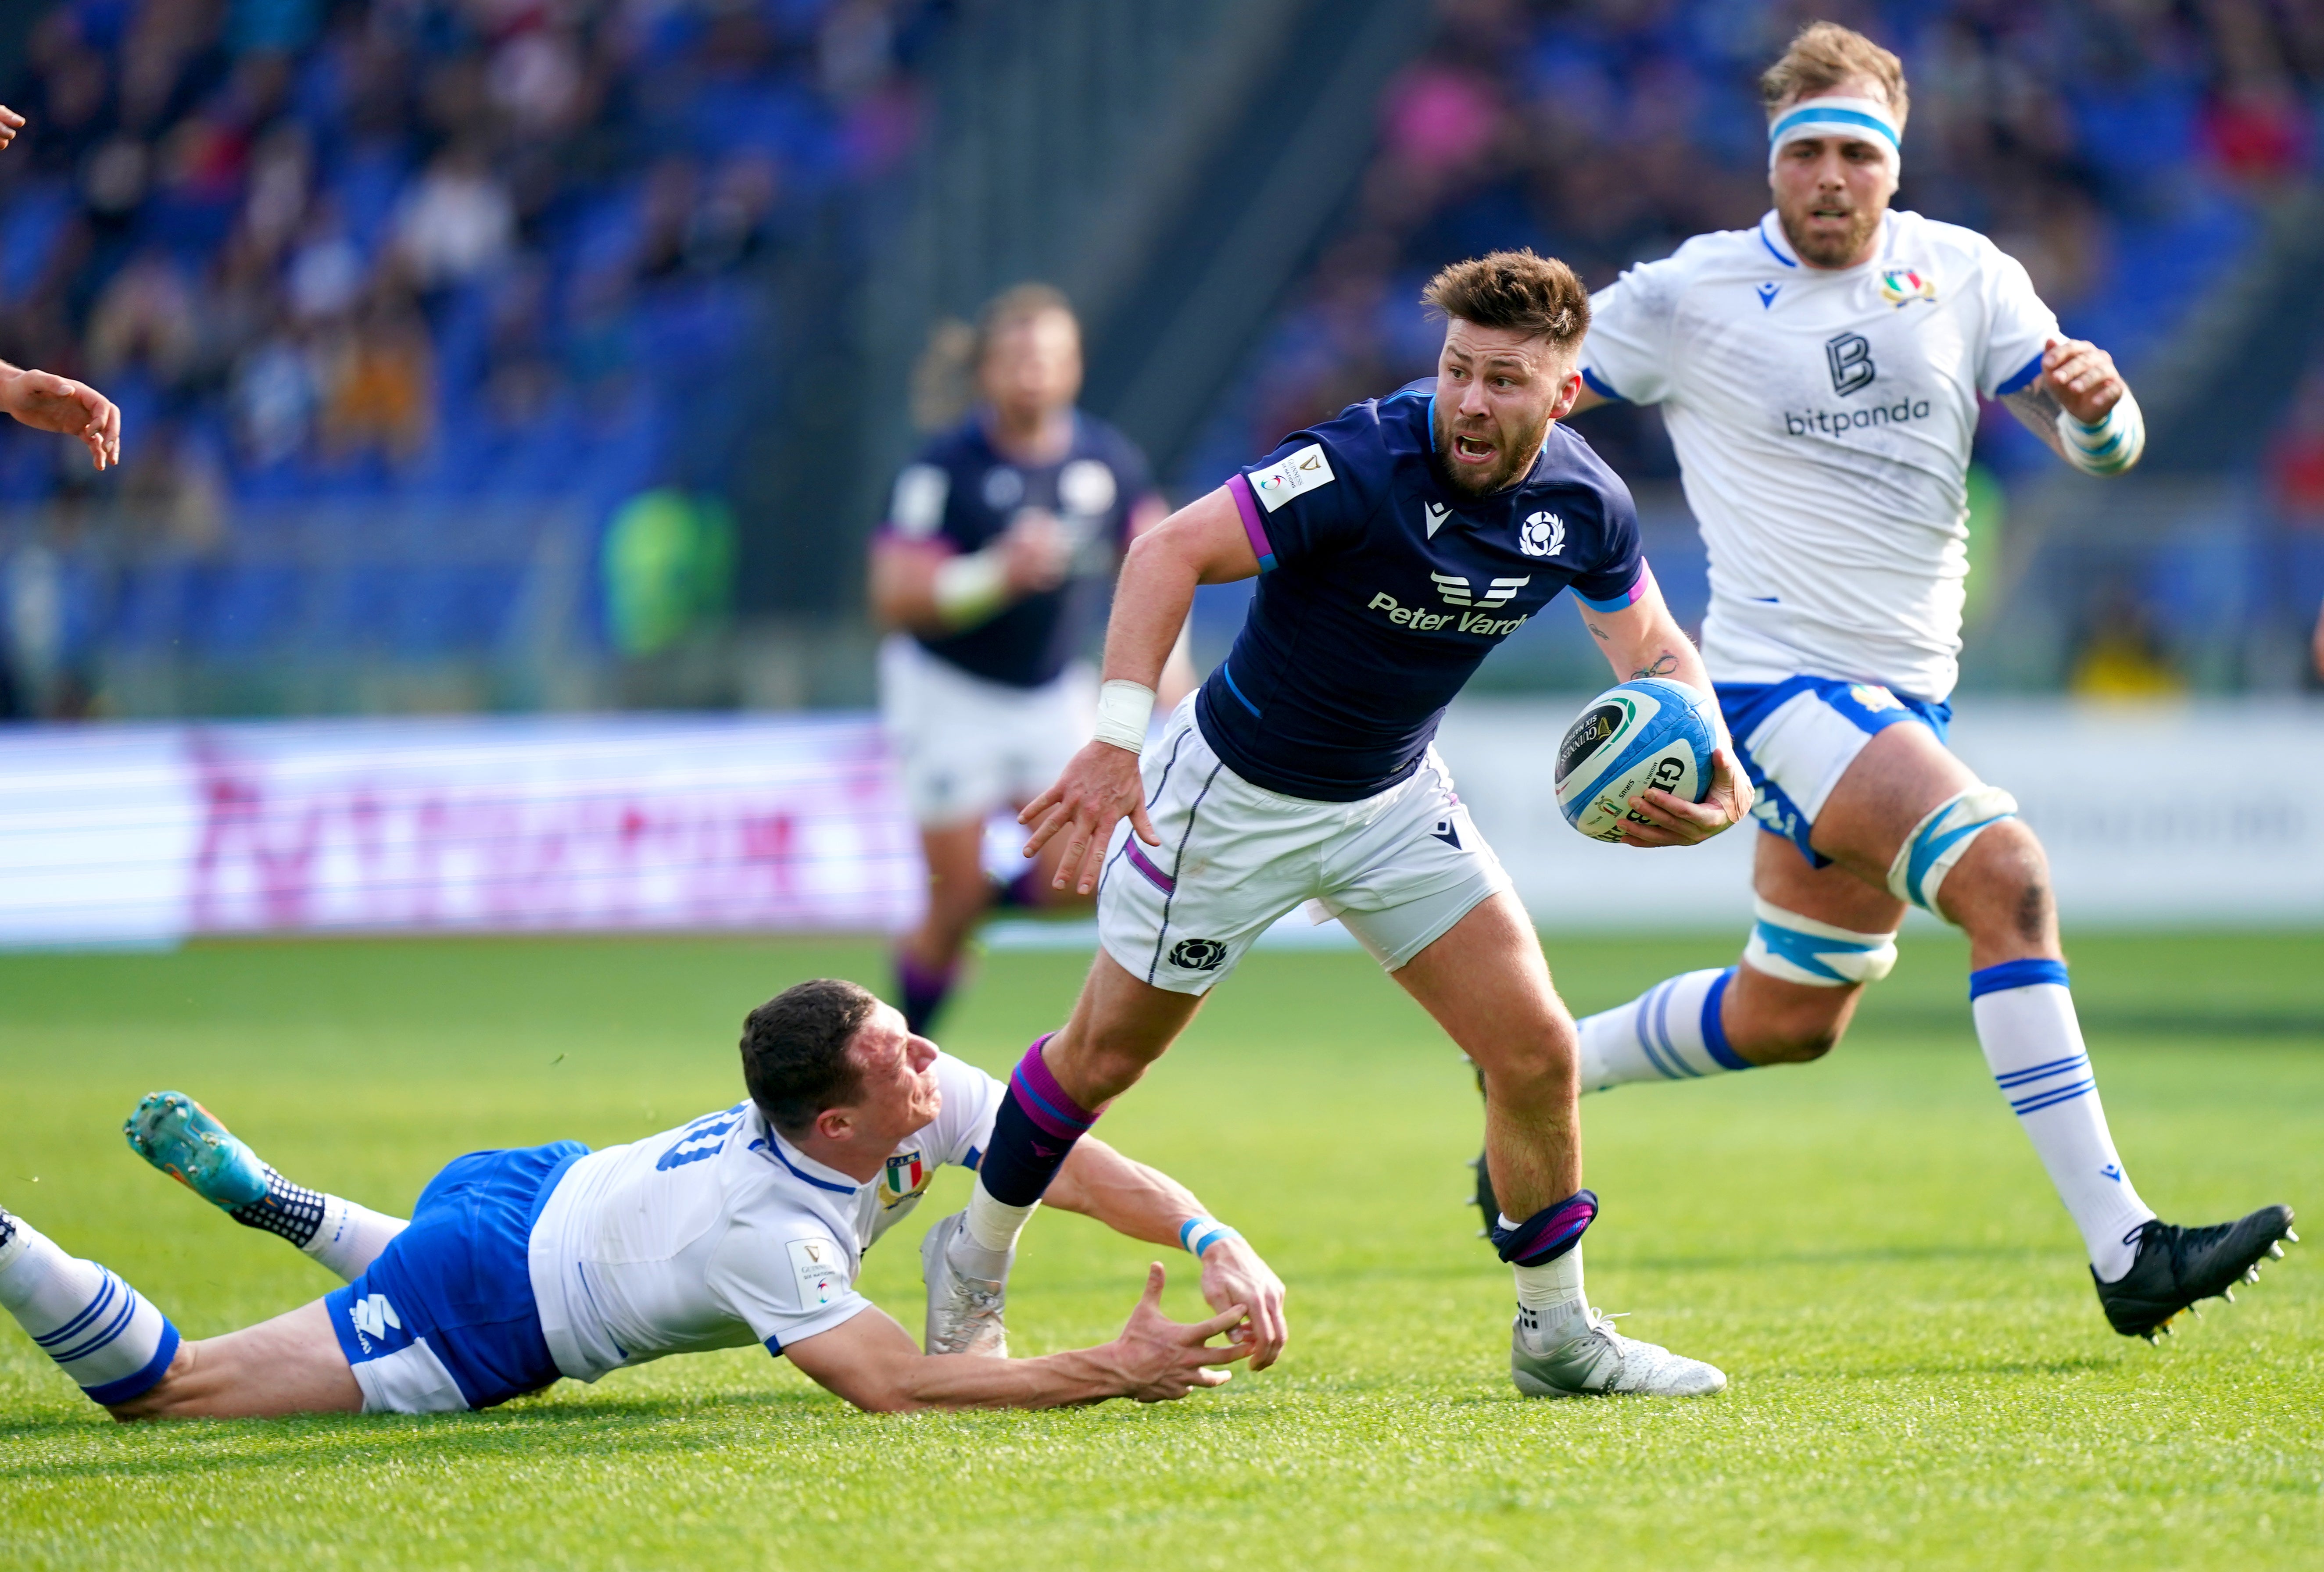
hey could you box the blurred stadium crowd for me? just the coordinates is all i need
[0,0,942,713]
[0,0,2320,716]
[0,0,942,511]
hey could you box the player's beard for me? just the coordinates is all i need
[1432,402,1551,498]
[1779,199,1883,268]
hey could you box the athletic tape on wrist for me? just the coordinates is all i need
[2056,389,2144,476]
[932,548,1009,627]
[1177,1217,1242,1256]
[1093,679,1155,755]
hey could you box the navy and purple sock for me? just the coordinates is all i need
[977,1034,1102,1208]
[895,950,958,1037]
[1491,1189,1599,1266]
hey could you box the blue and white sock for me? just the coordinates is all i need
[1574,968,1752,1090]
[1970,960,2156,1282]
[0,1209,179,1406]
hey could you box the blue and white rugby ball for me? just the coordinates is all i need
[1554,678,1718,842]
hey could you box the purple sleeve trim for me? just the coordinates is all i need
[1575,561,1651,615]
[1225,473,1278,572]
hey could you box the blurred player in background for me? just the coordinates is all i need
[924,252,1754,1401]
[871,285,1193,1036]
[1510,23,2293,1339]
[0,104,122,472]
[0,980,1278,1419]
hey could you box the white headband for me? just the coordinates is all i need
[1768,95,1901,170]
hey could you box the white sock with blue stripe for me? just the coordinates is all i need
[1575,968,1754,1090]
[1970,961,2156,1281]
[0,1209,179,1406]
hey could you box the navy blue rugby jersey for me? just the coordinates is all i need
[885,412,1157,689]
[1198,381,1648,801]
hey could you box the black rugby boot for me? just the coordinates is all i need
[2095,1205,2297,1341]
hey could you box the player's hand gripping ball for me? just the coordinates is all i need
[1555,678,1719,842]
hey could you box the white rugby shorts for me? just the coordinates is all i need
[880,635,1095,827]
[1097,696,1511,994]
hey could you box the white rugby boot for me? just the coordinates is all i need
[921,1210,1010,1357]
[1510,1303,1726,1398]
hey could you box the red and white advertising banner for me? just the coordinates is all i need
[4,699,2321,948]
[0,717,923,946]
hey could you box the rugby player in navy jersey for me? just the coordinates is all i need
[915,251,1754,1399]
[871,284,1194,1036]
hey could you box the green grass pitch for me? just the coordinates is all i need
[2,930,2319,1570]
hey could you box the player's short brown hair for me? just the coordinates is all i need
[740,978,879,1136]
[973,281,1077,367]
[1759,21,1909,128]
[1420,250,1590,349]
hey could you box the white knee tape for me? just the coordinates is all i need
[1886,786,2018,916]
[1741,897,1900,987]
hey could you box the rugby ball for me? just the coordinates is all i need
[1554,678,1718,842]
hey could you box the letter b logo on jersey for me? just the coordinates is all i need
[1826,332,1876,397]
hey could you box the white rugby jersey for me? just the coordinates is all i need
[526,1052,1002,1382]
[1581,210,2057,700]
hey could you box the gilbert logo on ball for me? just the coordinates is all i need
[1554,678,1718,842]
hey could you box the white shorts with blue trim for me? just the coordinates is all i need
[1718,676,1952,867]
[1096,696,1511,995]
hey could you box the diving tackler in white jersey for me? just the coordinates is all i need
[0,981,1283,1420]
[1498,21,2293,1345]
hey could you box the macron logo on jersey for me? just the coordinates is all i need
[1424,501,1451,538]
[1249,444,1334,513]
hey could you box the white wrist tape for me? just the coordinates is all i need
[1178,1217,1242,1256]
[2057,389,2144,476]
[931,548,1009,627]
[1093,679,1155,755]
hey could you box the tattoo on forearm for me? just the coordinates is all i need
[1630,651,1679,679]
[2002,385,2062,423]
[2000,385,2071,458]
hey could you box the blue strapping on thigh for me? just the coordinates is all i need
[326,1140,587,1410]
[1715,677,1952,868]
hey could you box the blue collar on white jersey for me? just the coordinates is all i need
[758,1123,859,1195]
